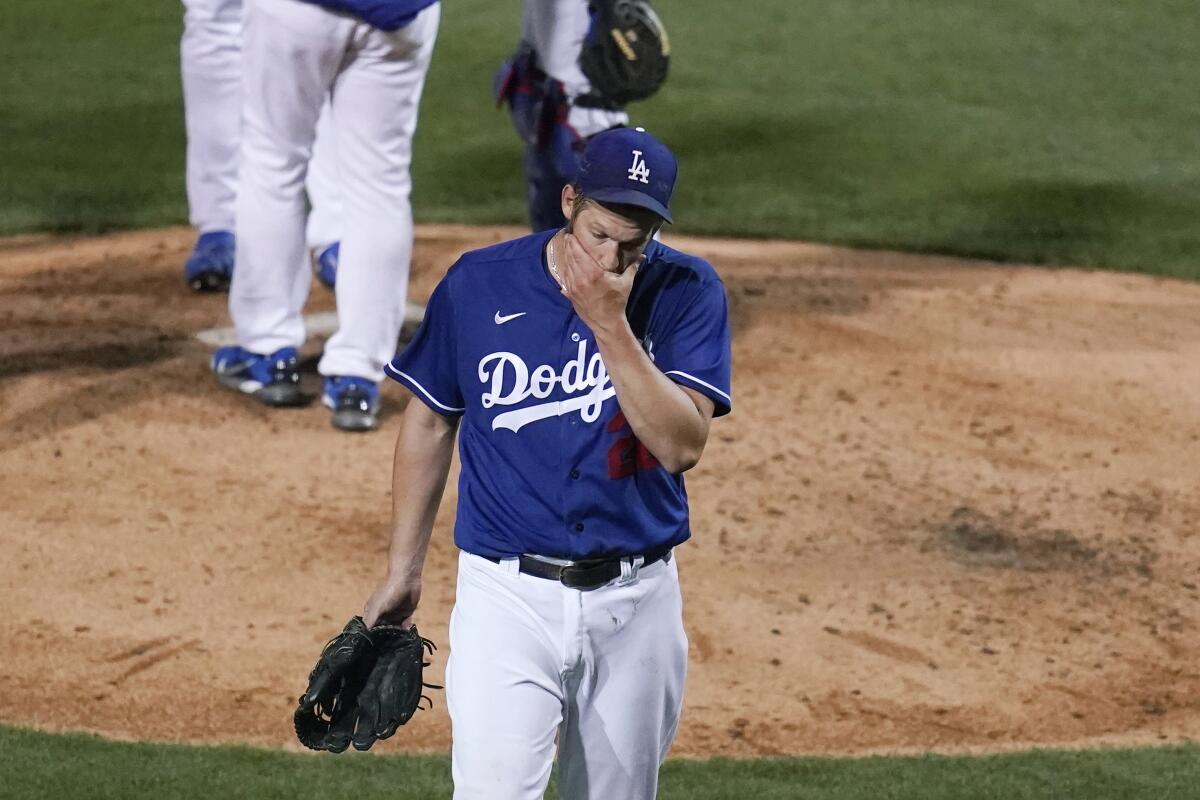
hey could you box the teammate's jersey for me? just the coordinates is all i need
[301,0,437,30]
[387,229,732,560]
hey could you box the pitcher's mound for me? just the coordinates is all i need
[1,226,1198,756]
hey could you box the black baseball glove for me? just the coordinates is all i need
[578,0,670,109]
[294,616,438,753]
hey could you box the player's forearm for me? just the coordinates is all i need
[593,320,709,473]
[386,404,458,578]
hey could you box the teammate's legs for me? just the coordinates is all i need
[316,4,439,381]
[231,0,347,355]
[447,554,566,800]
[181,0,242,235]
[557,558,689,800]
[305,101,343,255]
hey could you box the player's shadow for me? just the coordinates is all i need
[0,348,197,455]
[0,272,200,452]
[0,248,228,449]
[0,254,191,301]
[0,337,183,381]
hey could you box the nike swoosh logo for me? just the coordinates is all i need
[494,311,527,325]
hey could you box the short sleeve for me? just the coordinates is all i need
[653,279,733,417]
[385,275,465,416]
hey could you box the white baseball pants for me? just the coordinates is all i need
[304,108,343,253]
[181,0,242,234]
[447,552,688,800]
[231,0,439,381]
[182,0,343,242]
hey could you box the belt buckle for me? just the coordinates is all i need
[560,558,609,589]
[559,565,590,589]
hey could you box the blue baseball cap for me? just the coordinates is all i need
[577,127,677,223]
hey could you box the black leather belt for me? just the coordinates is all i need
[574,94,625,111]
[484,548,673,590]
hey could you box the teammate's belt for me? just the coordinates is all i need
[573,92,625,111]
[485,548,673,589]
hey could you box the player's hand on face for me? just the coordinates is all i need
[561,232,640,335]
[363,575,422,629]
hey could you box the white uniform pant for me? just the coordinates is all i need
[305,109,343,252]
[181,0,242,234]
[181,0,342,243]
[230,0,439,381]
[448,552,687,800]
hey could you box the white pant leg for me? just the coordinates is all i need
[448,554,565,800]
[305,100,343,251]
[448,553,687,800]
[524,0,590,95]
[523,0,627,137]
[315,3,439,382]
[558,557,688,800]
[181,0,242,234]
[230,0,351,355]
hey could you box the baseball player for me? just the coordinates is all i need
[363,128,732,798]
[495,0,668,232]
[510,0,630,233]
[180,0,343,291]
[209,0,441,431]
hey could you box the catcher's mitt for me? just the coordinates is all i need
[579,0,670,109]
[294,616,438,753]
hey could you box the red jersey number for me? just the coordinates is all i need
[606,411,659,479]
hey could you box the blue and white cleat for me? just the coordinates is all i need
[211,346,309,407]
[185,231,236,292]
[313,242,340,290]
[322,375,380,432]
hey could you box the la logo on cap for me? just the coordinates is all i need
[627,150,650,184]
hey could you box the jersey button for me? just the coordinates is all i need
[569,469,580,480]
[574,522,585,533]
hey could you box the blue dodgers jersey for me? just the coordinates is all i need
[302,0,437,30]
[387,230,733,560]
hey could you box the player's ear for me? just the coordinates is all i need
[560,185,577,226]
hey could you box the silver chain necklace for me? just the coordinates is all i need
[547,235,565,290]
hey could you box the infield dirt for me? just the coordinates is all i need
[1,226,1199,757]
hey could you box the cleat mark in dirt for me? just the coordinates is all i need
[107,639,202,686]
[105,637,175,662]
[830,628,936,668]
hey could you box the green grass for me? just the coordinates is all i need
[2,1,1200,275]
[2,725,1199,800]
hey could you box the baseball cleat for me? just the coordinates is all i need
[211,345,309,407]
[185,231,236,292]
[313,242,340,290]
[322,375,380,432]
